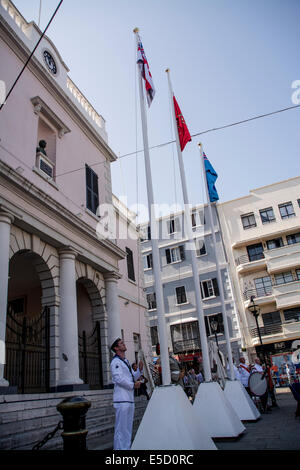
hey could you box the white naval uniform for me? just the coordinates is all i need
[238,363,250,387]
[110,355,141,450]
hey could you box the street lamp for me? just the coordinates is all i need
[248,296,265,365]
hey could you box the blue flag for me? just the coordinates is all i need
[203,152,219,202]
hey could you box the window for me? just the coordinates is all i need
[241,213,256,230]
[260,207,276,224]
[133,333,141,363]
[147,293,157,310]
[296,269,300,280]
[283,307,300,323]
[167,217,180,234]
[196,239,206,256]
[144,253,153,270]
[86,164,99,214]
[262,311,281,326]
[170,321,200,353]
[205,313,224,336]
[286,232,300,245]
[175,286,187,305]
[150,326,158,346]
[278,202,295,219]
[247,243,264,262]
[254,276,272,297]
[166,245,185,264]
[126,247,135,282]
[274,271,294,285]
[191,210,205,227]
[266,237,283,250]
[200,278,220,299]
[140,225,151,242]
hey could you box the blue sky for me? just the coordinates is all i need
[12,0,300,222]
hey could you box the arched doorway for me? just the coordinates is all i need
[5,250,55,393]
[76,278,105,389]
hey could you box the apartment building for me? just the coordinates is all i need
[139,203,242,368]
[217,176,300,381]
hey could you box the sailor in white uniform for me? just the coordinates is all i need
[110,338,142,450]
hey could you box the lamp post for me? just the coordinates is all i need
[248,296,265,365]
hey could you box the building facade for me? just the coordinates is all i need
[0,0,150,396]
[217,176,300,384]
[139,203,242,369]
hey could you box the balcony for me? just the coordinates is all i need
[236,237,300,274]
[250,323,283,339]
[273,280,300,309]
[265,243,300,274]
[172,338,200,354]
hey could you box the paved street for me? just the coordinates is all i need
[216,387,300,450]
[88,387,300,451]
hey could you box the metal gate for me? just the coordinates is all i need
[5,306,50,394]
[78,321,103,389]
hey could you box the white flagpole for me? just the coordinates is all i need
[198,143,235,381]
[133,29,171,386]
[166,69,212,382]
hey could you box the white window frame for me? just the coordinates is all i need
[200,279,216,299]
[195,238,206,257]
[175,285,188,305]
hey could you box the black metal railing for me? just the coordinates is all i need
[5,306,50,394]
[236,237,300,266]
[78,321,103,389]
[243,277,300,300]
[172,338,200,354]
[250,323,283,338]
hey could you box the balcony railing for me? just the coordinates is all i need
[250,323,283,338]
[172,338,200,354]
[236,238,300,266]
[244,277,300,301]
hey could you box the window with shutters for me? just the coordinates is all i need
[175,286,187,305]
[85,164,99,215]
[166,245,185,264]
[143,253,153,270]
[147,293,157,310]
[150,326,158,346]
[126,247,135,282]
[200,278,220,299]
[167,217,181,234]
[196,239,206,256]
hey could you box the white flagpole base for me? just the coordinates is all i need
[224,380,261,422]
[131,385,217,450]
[193,381,245,439]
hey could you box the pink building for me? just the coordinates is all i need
[0,0,151,409]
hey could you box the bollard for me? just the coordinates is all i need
[56,396,91,451]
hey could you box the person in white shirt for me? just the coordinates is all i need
[110,338,142,450]
[238,357,251,395]
[251,357,270,413]
[252,357,264,373]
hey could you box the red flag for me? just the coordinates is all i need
[173,96,191,151]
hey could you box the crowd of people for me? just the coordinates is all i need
[109,336,295,450]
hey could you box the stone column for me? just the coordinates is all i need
[58,248,83,388]
[104,272,122,350]
[0,212,14,387]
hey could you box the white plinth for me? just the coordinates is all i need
[224,380,260,421]
[131,385,217,450]
[193,381,245,438]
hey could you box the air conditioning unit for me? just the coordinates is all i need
[36,152,55,179]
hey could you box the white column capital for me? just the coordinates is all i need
[58,246,78,261]
[104,271,122,283]
[0,211,14,225]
